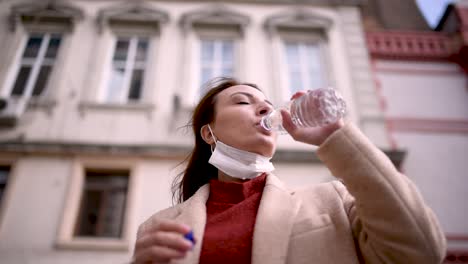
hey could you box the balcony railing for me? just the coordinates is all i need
[366,31,454,60]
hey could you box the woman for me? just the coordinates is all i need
[132,78,446,264]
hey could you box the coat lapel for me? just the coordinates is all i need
[252,173,301,264]
[173,184,210,264]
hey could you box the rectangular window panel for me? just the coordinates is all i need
[128,69,143,100]
[106,67,126,102]
[45,36,62,59]
[31,65,51,96]
[201,40,215,63]
[305,44,323,89]
[10,33,62,97]
[221,41,234,63]
[285,42,324,95]
[11,66,32,96]
[135,39,148,62]
[199,39,235,90]
[113,39,130,61]
[23,35,43,58]
[75,170,129,238]
[0,166,10,203]
[105,37,148,103]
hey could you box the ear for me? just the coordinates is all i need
[200,124,215,145]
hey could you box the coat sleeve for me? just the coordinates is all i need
[316,123,446,264]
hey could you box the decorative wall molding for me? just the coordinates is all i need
[9,1,84,32]
[264,9,333,35]
[97,2,169,33]
[0,141,404,167]
[386,117,468,134]
[179,5,250,34]
[366,31,454,60]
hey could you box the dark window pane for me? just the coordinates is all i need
[113,39,129,61]
[75,171,129,238]
[128,69,143,100]
[32,66,51,96]
[135,39,148,62]
[23,36,43,58]
[76,190,102,236]
[45,36,62,58]
[11,66,32,96]
[0,166,10,203]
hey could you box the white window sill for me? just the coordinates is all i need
[56,237,130,251]
[27,98,58,109]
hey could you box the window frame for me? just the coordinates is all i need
[196,35,239,99]
[182,27,243,107]
[1,31,64,100]
[100,34,151,104]
[276,31,332,103]
[0,157,17,234]
[56,158,137,251]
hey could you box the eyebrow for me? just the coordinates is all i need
[230,92,273,106]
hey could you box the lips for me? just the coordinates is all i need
[255,122,272,135]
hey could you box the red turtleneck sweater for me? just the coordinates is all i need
[199,174,267,264]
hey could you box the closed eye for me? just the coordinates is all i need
[236,102,250,105]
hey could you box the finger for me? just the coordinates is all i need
[290,90,307,100]
[280,109,298,135]
[133,245,186,263]
[136,231,193,252]
[143,219,191,235]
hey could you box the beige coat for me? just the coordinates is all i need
[137,124,446,264]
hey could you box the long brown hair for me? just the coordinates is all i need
[171,77,260,203]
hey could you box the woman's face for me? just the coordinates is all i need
[209,85,277,157]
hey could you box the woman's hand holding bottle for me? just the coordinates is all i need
[132,219,194,263]
[280,90,344,146]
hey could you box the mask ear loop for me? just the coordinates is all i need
[207,124,217,153]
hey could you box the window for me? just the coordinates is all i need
[104,36,149,103]
[57,160,136,250]
[9,33,62,98]
[284,41,325,95]
[74,170,129,238]
[200,39,235,92]
[264,10,333,102]
[0,166,10,203]
[178,6,249,106]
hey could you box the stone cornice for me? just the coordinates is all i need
[66,0,364,6]
[0,141,406,168]
[9,1,84,32]
[97,1,169,33]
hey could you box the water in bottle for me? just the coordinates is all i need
[260,88,347,133]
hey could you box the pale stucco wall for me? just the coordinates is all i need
[373,60,468,249]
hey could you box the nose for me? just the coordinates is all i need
[257,102,273,116]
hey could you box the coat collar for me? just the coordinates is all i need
[173,173,300,264]
[251,173,301,264]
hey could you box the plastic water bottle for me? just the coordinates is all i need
[260,88,347,133]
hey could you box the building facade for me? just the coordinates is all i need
[363,0,468,262]
[0,0,465,263]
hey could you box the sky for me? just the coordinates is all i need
[416,0,456,28]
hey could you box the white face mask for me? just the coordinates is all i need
[206,124,275,180]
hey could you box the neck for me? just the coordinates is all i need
[217,170,250,183]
